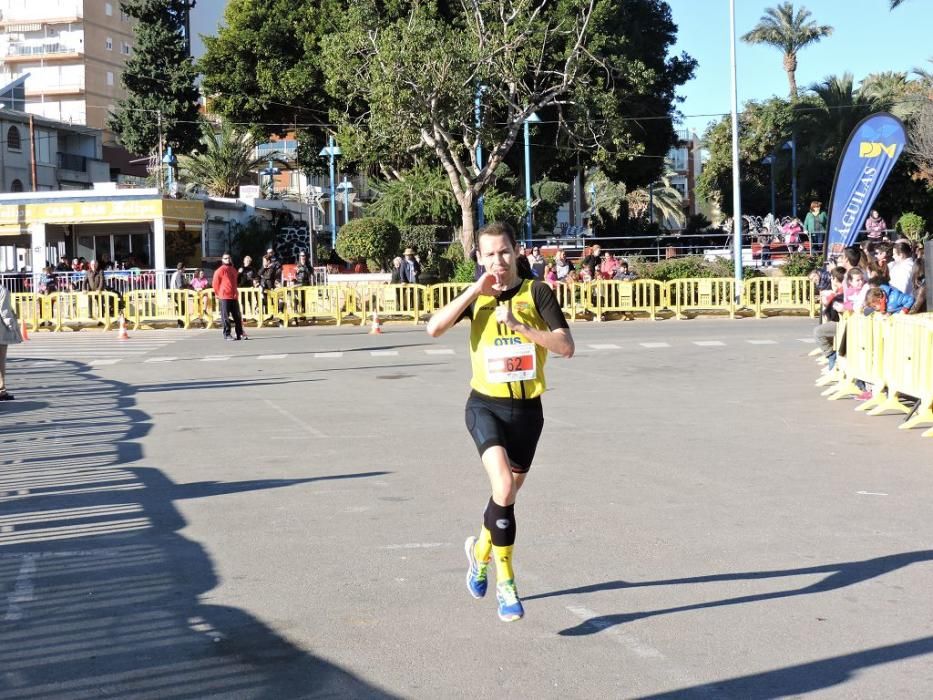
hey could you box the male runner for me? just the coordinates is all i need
[427,222,574,621]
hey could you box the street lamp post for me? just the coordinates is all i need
[336,177,354,226]
[475,88,485,229]
[522,112,541,245]
[762,154,776,215]
[161,147,177,197]
[259,159,281,198]
[318,138,343,248]
[728,0,744,296]
[782,137,797,218]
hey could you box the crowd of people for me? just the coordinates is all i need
[472,243,637,287]
[812,238,927,399]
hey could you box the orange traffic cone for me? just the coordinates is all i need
[369,311,383,334]
[20,318,29,341]
[117,314,130,340]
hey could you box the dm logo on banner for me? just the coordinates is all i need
[825,112,907,257]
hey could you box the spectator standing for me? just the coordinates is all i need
[528,247,546,279]
[212,253,247,341]
[887,241,915,294]
[580,244,601,280]
[189,269,210,292]
[238,256,258,287]
[600,251,620,279]
[554,250,573,281]
[170,262,187,290]
[804,201,828,250]
[84,260,104,292]
[259,256,277,291]
[390,256,403,284]
[400,248,421,284]
[864,210,887,241]
[0,285,23,401]
[294,251,313,286]
[55,255,70,272]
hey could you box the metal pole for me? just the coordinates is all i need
[729,0,743,295]
[790,136,797,218]
[769,158,776,215]
[157,110,164,194]
[475,88,485,228]
[523,120,532,244]
[328,136,337,248]
[342,180,351,225]
[649,183,654,225]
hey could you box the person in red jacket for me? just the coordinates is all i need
[212,252,248,341]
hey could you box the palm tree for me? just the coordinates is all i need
[808,73,873,153]
[627,171,685,229]
[178,119,274,198]
[586,170,627,226]
[742,3,833,99]
[366,165,460,226]
[859,71,921,119]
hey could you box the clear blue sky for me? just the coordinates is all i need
[667,0,932,136]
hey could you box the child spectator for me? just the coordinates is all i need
[544,264,557,285]
[842,268,865,312]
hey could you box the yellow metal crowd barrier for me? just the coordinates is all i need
[269,286,344,326]
[745,277,817,319]
[667,278,737,319]
[124,290,197,329]
[351,284,427,323]
[584,280,666,320]
[5,276,830,330]
[818,312,933,438]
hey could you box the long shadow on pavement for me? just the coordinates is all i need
[523,552,933,638]
[640,635,933,700]
[0,359,396,699]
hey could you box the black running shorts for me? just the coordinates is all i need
[464,391,544,473]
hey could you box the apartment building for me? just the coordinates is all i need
[0,0,134,137]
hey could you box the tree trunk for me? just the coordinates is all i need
[783,53,798,100]
[459,193,476,255]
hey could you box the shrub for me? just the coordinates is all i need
[896,212,926,242]
[452,259,477,283]
[781,253,822,277]
[335,217,400,272]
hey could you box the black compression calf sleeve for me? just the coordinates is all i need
[484,498,516,547]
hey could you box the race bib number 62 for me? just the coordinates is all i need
[484,343,536,383]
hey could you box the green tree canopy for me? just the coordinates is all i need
[336,217,401,271]
[320,0,694,250]
[697,74,933,227]
[109,0,200,155]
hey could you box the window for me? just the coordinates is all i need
[106,71,114,86]
[7,126,21,151]
[121,9,129,22]
[10,179,23,192]
[106,37,112,51]
[105,3,113,16]
[34,129,53,164]
[121,41,131,55]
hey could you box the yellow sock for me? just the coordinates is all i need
[474,527,492,564]
[492,544,515,582]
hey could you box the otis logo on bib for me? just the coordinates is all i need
[494,337,523,346]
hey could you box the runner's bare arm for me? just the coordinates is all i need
[495,305,575,358]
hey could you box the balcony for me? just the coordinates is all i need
[4,42,82,61]
[58,152,87,172]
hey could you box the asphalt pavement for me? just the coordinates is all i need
[1,316,932,699]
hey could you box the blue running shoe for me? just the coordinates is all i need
[464,536,488,599]
[496,579,524,622]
